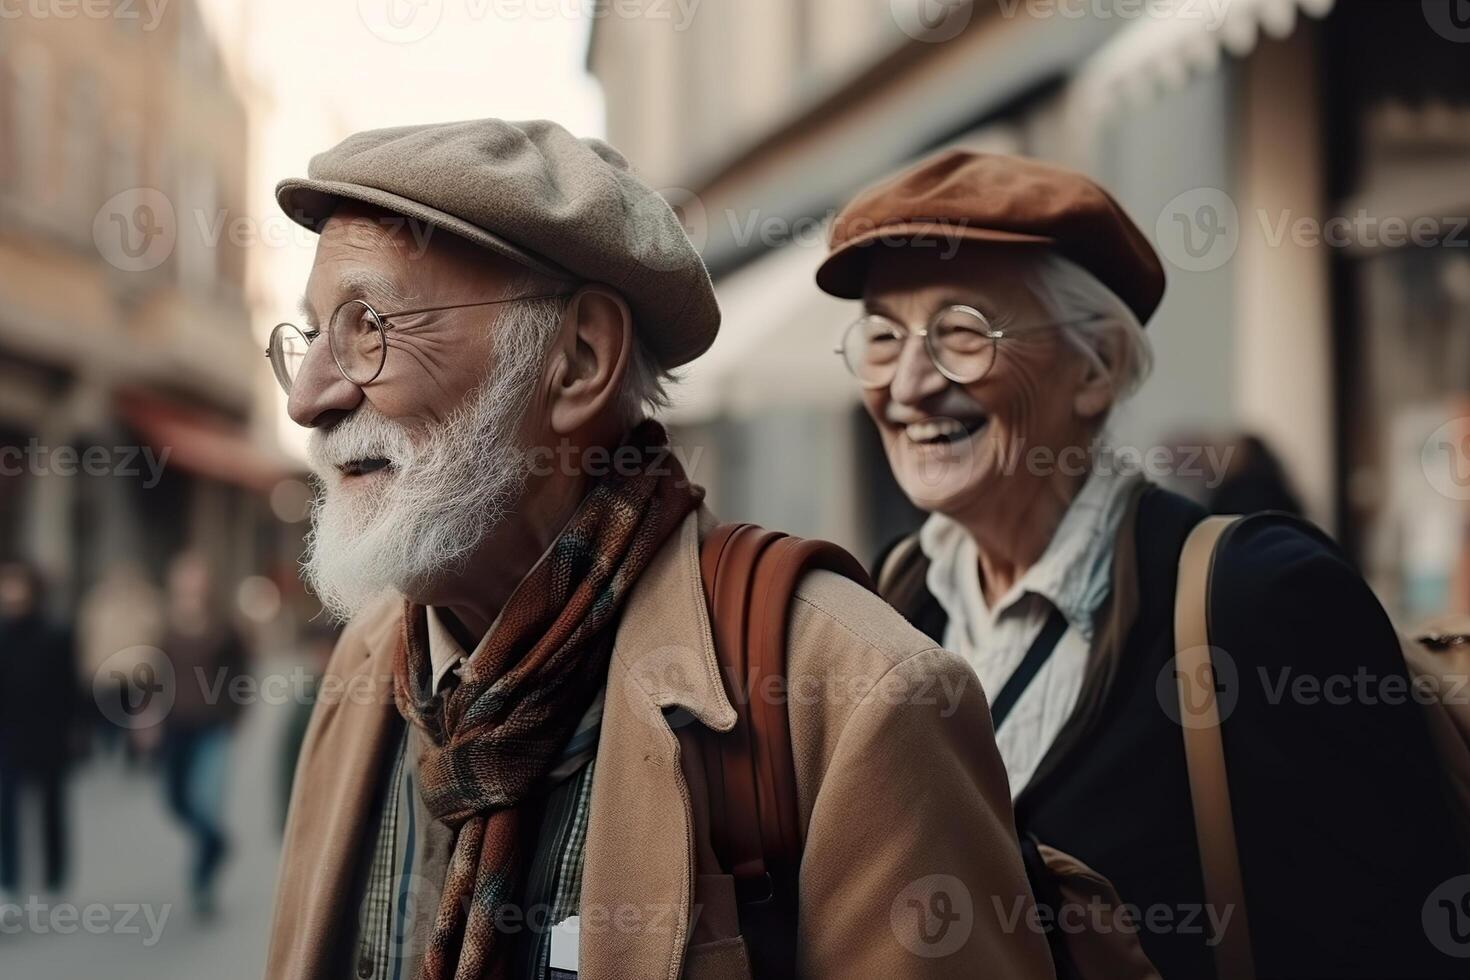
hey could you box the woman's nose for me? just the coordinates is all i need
[887,334,950,406]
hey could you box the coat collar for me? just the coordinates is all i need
[605,505,736,733]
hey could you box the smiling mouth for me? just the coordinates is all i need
[339,457,392,478]
[902,417,989,446]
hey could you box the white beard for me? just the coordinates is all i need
[302,368,536,624]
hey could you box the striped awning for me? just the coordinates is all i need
[1066,0,1336,131]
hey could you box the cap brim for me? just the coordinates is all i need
[275,177,571,282]
[815,223,1054,299]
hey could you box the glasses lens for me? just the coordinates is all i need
[842,316,905,387]
[930,307,998,383]
[268,324,310,394]
[330,300,386,386]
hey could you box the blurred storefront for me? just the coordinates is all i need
[590,0,1470,622]
[0,0,307,622]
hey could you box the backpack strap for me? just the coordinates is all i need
[699,522,875,975]
[1174,515,1255,980]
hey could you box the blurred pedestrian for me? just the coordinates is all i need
[1208,433,1304,517]
[824,149,1469,977]
[78,561,164,767]
[158,551,249,920]
[0,560,77,899]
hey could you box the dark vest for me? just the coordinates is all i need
[878,486,1470,979]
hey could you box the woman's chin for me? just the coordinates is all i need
[890,439,997,514]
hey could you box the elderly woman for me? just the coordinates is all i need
[818,150,1468,978]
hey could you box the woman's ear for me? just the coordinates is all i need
[547,285,632,437]
[1072,327,1121,422]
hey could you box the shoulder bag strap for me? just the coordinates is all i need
[1175,514,1255,980]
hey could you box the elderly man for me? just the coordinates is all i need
[265,120,1053,980]
[821,149,1470,978]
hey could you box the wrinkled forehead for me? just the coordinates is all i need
[861,242,1050,318]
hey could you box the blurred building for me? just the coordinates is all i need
[0,0,303,614]
[591,0,1470,619]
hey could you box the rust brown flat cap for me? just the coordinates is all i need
[817,149,1166,324]
[277,118,719,369]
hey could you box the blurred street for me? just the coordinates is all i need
[1,655,299,980]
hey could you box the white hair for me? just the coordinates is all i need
[1021,251,1154,407]
[504,279,673,430]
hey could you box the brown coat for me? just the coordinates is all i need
[267,509,1054,979]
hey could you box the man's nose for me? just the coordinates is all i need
[887,334,949,406]
[286,337,364,429]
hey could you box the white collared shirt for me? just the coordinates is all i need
[920,467,1138,796]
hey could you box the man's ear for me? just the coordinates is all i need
[545,284,632,437]
[1072,327,1121,422]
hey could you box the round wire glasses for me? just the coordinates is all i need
[834,305,1103,389]
[267,292,569,395]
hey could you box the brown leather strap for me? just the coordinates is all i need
[1174,515,1255,980]
[699,523,875,896]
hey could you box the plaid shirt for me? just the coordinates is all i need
[353,688,603,980]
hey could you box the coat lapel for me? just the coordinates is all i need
[579,509,736,979]
[267,598,404,980]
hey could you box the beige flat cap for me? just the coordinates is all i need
[276,118,720,369]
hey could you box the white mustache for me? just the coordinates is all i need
[307,407,416,474]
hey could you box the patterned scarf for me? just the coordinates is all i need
[393,420,703,980]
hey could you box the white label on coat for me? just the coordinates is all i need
[549,915,580,977]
